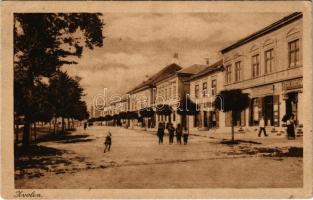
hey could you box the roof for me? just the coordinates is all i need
[178,64,208,75]
[128,63,182,94]
[221,12,302,54]
[188,60,223,81]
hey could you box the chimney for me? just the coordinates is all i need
[205,57,210,66]
[172,53,179,64]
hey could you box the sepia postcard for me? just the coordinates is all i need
[1,1,312,199]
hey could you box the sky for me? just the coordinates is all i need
[62,12,290,109]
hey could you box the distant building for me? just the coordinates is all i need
[220,12,303,133]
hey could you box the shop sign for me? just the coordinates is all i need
[282,78,302,91]
[252,85,274,97]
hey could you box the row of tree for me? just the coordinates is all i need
[14,13,104,147]
[90,90,251,142]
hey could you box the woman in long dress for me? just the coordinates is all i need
[286,114,296,139]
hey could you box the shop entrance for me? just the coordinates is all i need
[285,92,298,125]
[209,111,217,128]
[263,96,274,126]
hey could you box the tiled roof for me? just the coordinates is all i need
[221,12,302,53]
[188,59,223,81]
[128,63,182,93]
[178,64,208,75]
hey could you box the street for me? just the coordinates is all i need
[15,126,303,189]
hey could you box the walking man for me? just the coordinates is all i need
[168,123,175,144]
[104,132,112,153]
[157,122,164,144]
[176,123,182,144]
[258,117,268,137]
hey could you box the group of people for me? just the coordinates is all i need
[157,122,189,145]
[258,113,296,140]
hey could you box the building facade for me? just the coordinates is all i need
[221,12,303,133]
[188,60,225,131]
[154,64,208,128]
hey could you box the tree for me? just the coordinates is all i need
[176,96,199,128]
[214,89,250,141]
[14,13,104,147]
[49,71,87,133]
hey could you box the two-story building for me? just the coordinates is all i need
[188,60,225,132]
[154,63,208,128]
[221,12,303,134]
[127,62,183,129]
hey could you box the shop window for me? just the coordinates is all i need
[288,39,300,68]
[249,98,260,126]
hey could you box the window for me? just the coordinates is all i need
[168,84,172,99]
[265,49,274,73]
[225,64,232,83]
[202,82,207,97]
[235,61,242,82]
[211,79,217,96]
[288,39,300,67]
[252,54,260,77]
[172,82,177,98]
[195,84,199,98]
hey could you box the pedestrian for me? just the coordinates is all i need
[157,122,164,144]
[84,122,87,130]
[104,132,112,153]
[258,117,268,137]
[286,114,296,139]
[182,127,189,145]
[176,123,182,144]
[168,123,175,144]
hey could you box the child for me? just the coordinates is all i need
[182,127,189,145]
[104,132,112,153]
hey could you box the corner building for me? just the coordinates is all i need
[221,12,303,134]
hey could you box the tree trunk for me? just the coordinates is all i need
[53,117,57,135]
[34,122,37,142]
[15,124,19,145]
[48,121,51,133]
[61,117,65,134]
[22,120,31,148]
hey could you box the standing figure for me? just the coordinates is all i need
[182,127,189,145]
[157,123,164,144]
[258,117,268,137]
[84,122,87,130]
[176,124,182,144]
[104,132,112,153]
[168,123,175,144]
[286,114,296,139]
